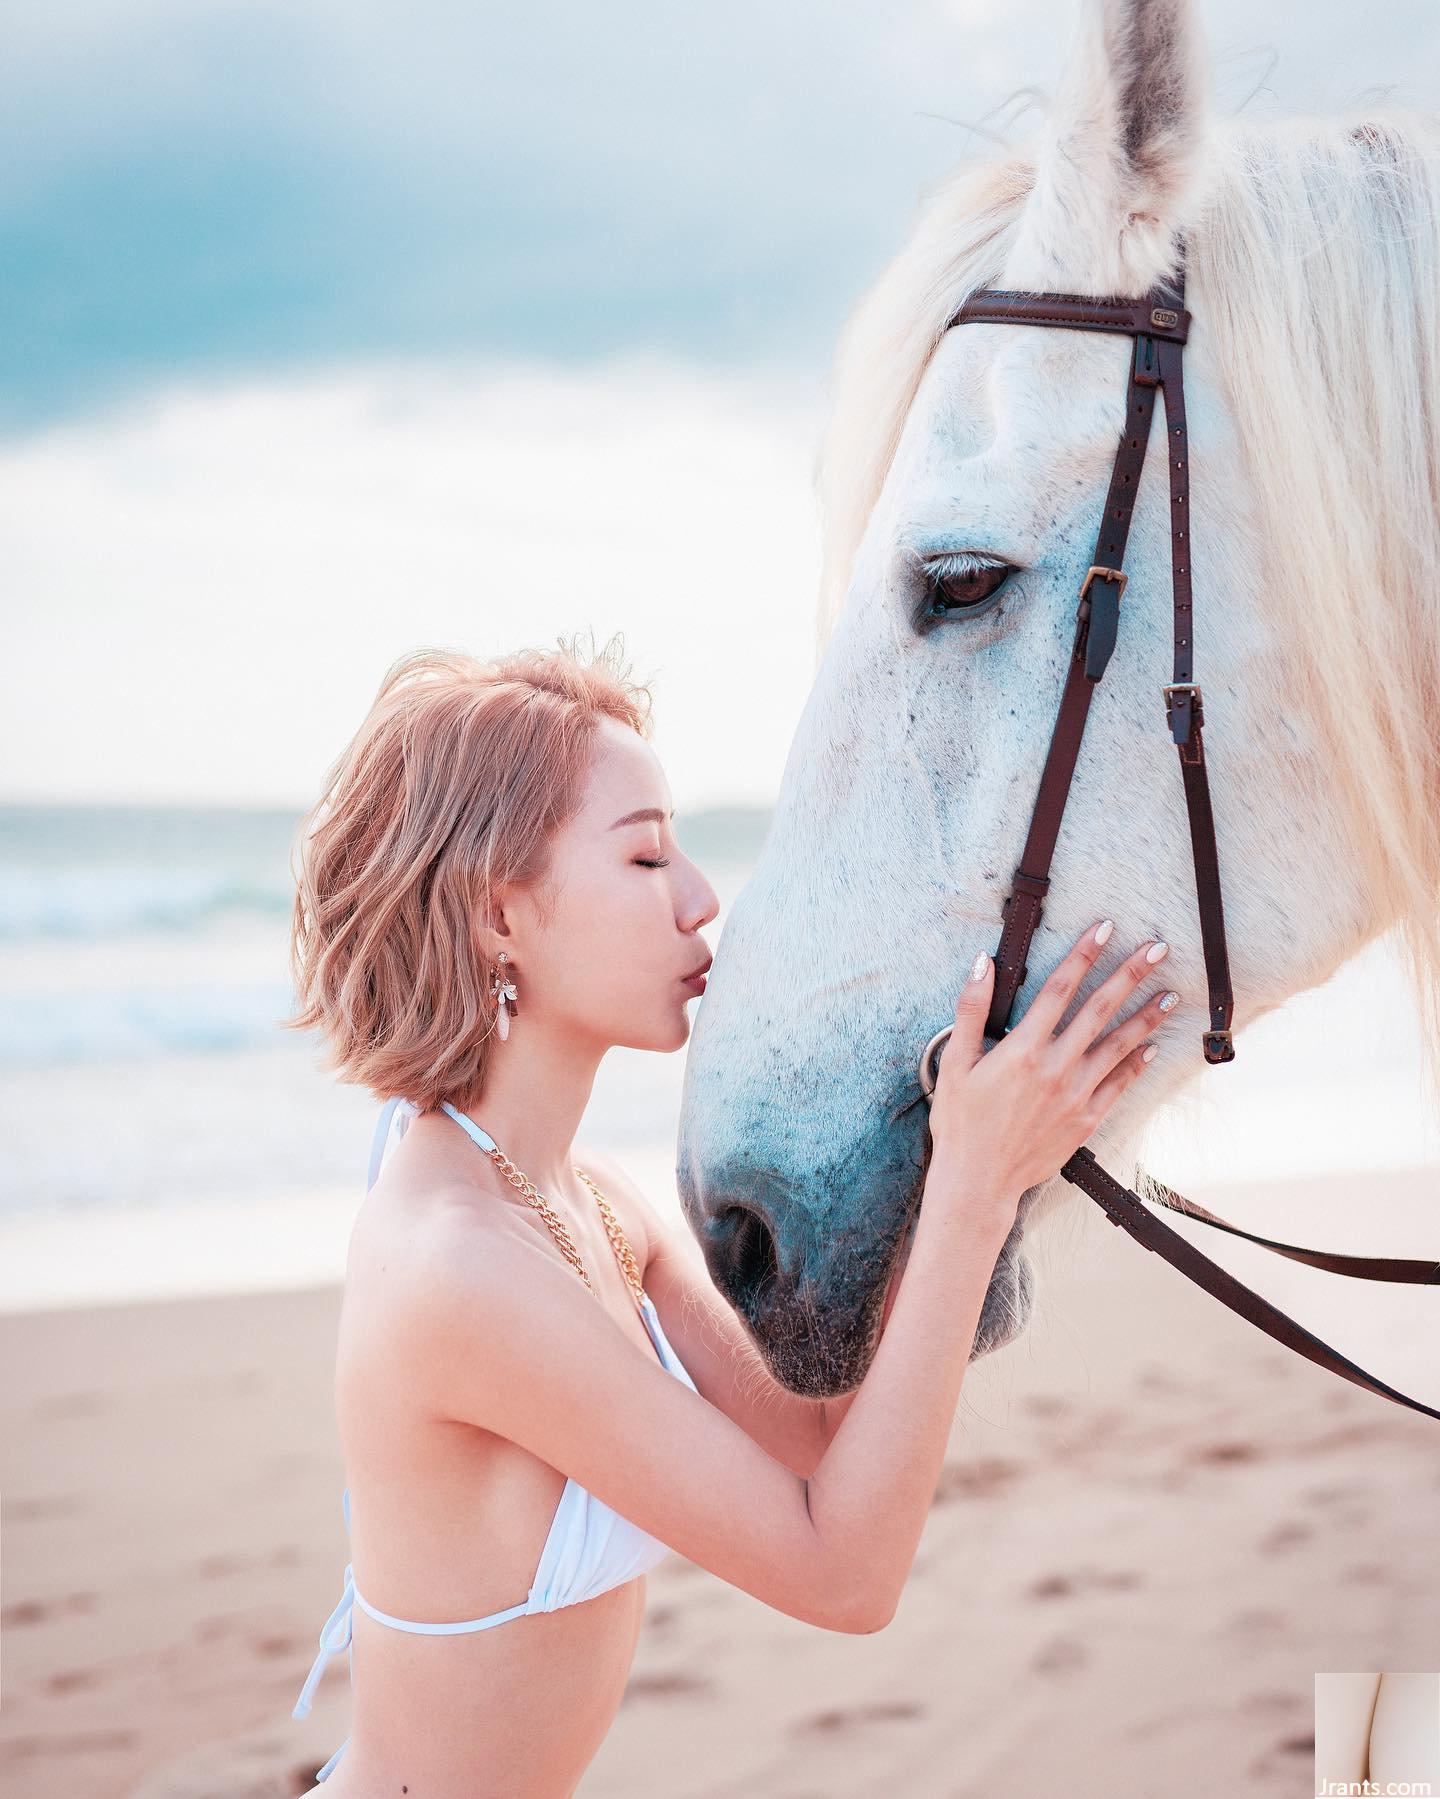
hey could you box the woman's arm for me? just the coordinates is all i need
[574,1149,859,1479]
[403,925,1167,1634]
[400,1151,1012,1635]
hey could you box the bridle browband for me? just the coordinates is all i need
[917,243,1440,1424]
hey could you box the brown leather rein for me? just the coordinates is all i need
[916,246,1440,1423]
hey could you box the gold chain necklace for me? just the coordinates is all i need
[482,1141,646,1312]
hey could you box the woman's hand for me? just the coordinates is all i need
[925,919,1178,1227]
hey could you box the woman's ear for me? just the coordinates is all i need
[479,881,532,961]
[471,892,511,969]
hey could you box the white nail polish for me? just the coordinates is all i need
[970,950,990,982]
[1141,1044,1158,1063]
[1158,990,1180,1013]
[1145,940,1169,964]
[1094,919,1114,946]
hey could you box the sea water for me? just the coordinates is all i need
[0,802,1434,1310]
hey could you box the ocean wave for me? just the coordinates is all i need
[0,981,303,1068]
[0,865,292,941]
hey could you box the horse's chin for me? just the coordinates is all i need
[969,1242,1036,1361]
[759,1236,1036,1398]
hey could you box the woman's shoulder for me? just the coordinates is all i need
[360,1145,659,1314]
[341,1154,529,1336]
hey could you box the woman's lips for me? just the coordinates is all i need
[680,971,707,996]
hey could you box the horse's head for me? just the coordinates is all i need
[677,0,1440,1396]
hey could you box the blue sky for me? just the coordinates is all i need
[3,0,1035,434]
[7,1,1440,805]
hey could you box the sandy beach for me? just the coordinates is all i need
[2,1162,1436,1799]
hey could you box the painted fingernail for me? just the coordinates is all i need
[1141,1044,1159,1063]
[1158,990,1180,1013]
[1145,940,1170,964]
[971,950,990,982]
[1094,919,1114,946]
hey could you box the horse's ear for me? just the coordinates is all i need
[1004,0,1209,294]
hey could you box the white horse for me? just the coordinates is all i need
[676,0,1440,1397]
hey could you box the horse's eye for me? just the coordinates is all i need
[926,562,1012,616]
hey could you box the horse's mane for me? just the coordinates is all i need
[813,103,1440,1098]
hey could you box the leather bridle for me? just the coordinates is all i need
[916,244,1440,1423]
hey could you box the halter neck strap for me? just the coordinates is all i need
[437,1100,500,1155]
[366,1096,418,1192]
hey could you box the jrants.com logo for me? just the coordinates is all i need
[1315,1673,1440,1797]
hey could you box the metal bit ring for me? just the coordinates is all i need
[917,1024,953,1102]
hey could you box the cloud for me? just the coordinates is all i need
[6,1,1437,431]
[4,352,826,806]
[0,0,1057,431]
[8,1,1440,806]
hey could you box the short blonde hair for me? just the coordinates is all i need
[285,633,654,1109]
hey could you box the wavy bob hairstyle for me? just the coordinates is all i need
[286,633,654,1110]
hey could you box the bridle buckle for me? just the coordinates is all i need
[1162,681,1205,745]
[1079,565,1128,604]
[1202,1029,1235,1064]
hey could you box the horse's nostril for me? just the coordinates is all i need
[702,1201,779,1310]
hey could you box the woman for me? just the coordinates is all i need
[285,636,1177,1795]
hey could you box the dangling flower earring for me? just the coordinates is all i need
[490,950,518,1042]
